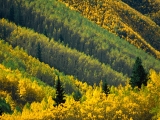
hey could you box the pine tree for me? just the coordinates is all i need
[9,5,15,22]
[36,43,42,62]
[53,76,65,106]
[102,80,110,96]
[43,29,48,37]
[14,3,23,26]
[0,98,12,115]
[130,57,147,88]
[0,108,2,116]
[2,26,7,40]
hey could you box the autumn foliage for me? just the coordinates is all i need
[0,0,160,119]
[1,62,160,119]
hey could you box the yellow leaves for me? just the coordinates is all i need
[116,109,123,116]
[1,68,160,119]
[87,112,92,118]
[149,69,160,86]
[18,79,45,103]
[46,96,55,109]
[59,0,160,58]
[5,94,15,111]
[18,80,27,98]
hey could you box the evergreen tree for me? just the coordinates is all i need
[36,43,42,62]
[102,80,110,96]
[2,26,7,40]
[0,98,12,115]
[54,76,65,106]
[0,108,2,116]
[43,29,48,37]
[9,5,15,22]
[130,57,147,88]
[59,34,64,43]
[14,3,23,26]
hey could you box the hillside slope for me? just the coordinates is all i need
[59,0,160,58]
[0,39,81,94]
[0,0,160,79]
[122,0,160,26]
[1,0,160,119]
[0,19,127,86]
[1,67,160,119]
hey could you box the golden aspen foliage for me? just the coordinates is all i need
[0,0,160,119]
[1,0,160,81]
[59,0,160,58]
[1,69,160,119]
[0,18,128,86]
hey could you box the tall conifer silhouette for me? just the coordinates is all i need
[54,76,65,106]
[130,57,147,88]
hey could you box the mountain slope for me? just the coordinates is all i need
[59,0,160,58]
[122,0,160,26]
[122,0,160,15]
[0,18,127,86]
[0,39,81,94]
[0,0,160,119]
[0,0,160,79]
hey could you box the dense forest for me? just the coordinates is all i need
[0,0,160,119]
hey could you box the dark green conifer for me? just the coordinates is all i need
[36,43,42,62]
[9,5,15,22]
[130,57,147,88]
[14,3,23,26]
[102,80,110,96]
[54,76,65,106]
[0,98,12,115]
[2,26,7,40]
[43,29,48,37]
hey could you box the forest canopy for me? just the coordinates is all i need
[0,0,160,119]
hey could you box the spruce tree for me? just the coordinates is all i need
[2,26,7,40]
[102,80,110,96]
[9,5,15,22]
[0,107,2,116]
[36,43,42,62]
[130,57,147,88]
[0,98,12,115]
[14,3,23,26]
[54,76,65,106]
[43,29,48,37]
